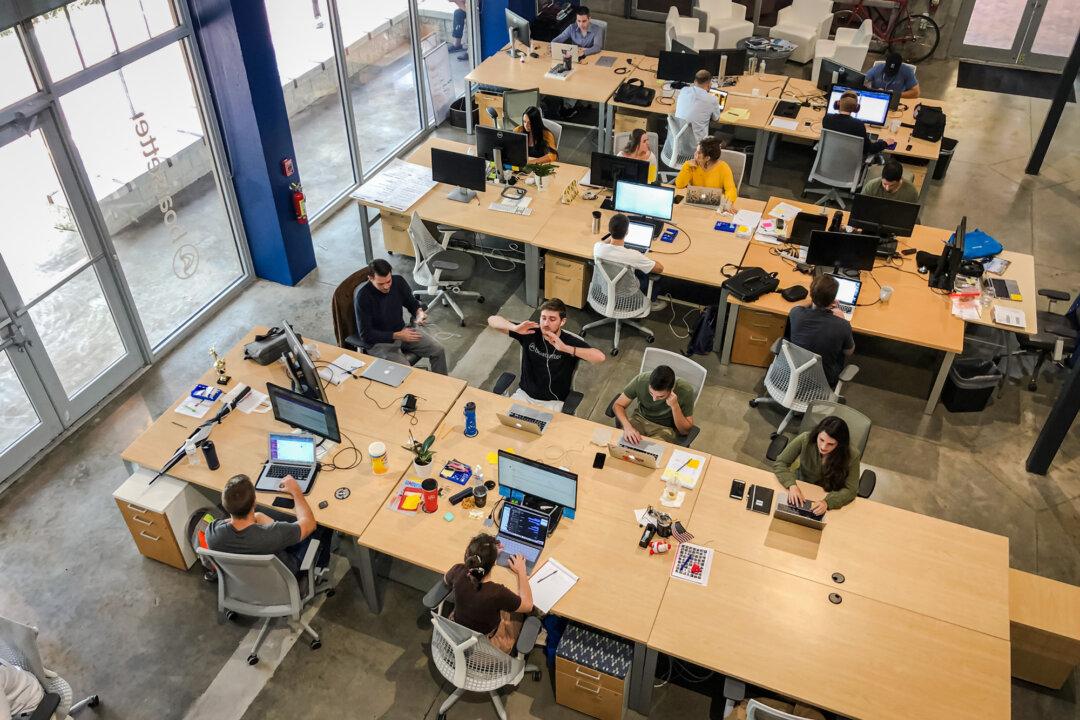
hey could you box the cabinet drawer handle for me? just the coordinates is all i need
[131,515,153,526]
[750,335,768,342]
[139,531,161,542]
[556,275,571,282]
[575,678,601,694]
[126,503,148,515]
[574,665,601,681]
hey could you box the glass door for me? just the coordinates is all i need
[952,0,1080,71]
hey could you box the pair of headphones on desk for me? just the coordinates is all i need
[833,90,860,114]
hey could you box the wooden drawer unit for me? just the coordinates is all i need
[555,623,633,720]
[555,659,625,720]
[544,253,591,309]
[731,307,787,367]
[380,210,414,257]
[114,469,215,571]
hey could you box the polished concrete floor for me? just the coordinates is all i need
[2,12,1080,720]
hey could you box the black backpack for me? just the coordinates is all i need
[912,104,947,142]
[613,78,655,107]
[685,305,718,357]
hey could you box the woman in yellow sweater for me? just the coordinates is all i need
[513,106,559,165]
[674,135,737,203]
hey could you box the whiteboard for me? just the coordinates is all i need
[424,42,455,126]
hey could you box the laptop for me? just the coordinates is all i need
[829,273,862,321]
[775,494,826,530]
[496,503,550,573]
[496,403,554,435]
[550,42,580,65]
[607,438,664,469]
[624,220,654,253]
[684,185,726,209]
[360,357,412,388]
[255,433,318,493]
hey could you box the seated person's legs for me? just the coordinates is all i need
[489,610,525,653]
[510,387,564,413]
[400,327,448,375]
[630,409,677,443]
[367,341,413,367]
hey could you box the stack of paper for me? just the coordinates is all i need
[318,354,366,385]
[769,117,798,131]
[663,450,706,489]
[993,305,1026,328]
[769,202,802,222]
[731,209,763,235]
[529,558,578,613]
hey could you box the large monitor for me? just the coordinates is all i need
[497,450,577,510]
[826,85,891,126]
[505,9,531,58]
[477,126,528,169]
[806,231,879,272]
[850,193,921,237]
[589,152,650,189]
[817,59,867,93]
[702,47,747,78]
[267,382,341,443]
[657,50,704,84]
[431,147,486,203]
[282,322,326,403]
[930,217,966,290]
[614,180,674,221]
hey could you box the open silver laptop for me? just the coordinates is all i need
[607,438,664,469]
[496,503,550,574]
[360,357,412,387]
[828,273,862,321]
[624,220,655,254]
[775,493,826,530]
[496,403,554,435]
[255,433,318,493]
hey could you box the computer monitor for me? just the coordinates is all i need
[282,322,326,403]
[788,211,828,247]
[656,50,703,84]
[826,85,891,126]
[497,450,578,510]
[850,193,921,238]
[477,126,528,170]
[702,48,747,78]
[614,180,674,222]
[930,217,966,290]
[817,59,867,93]
[267,382,341,443]
[589,152,650,189]
[431,147,486,203]
[806,231,879,272]
[505,9,531,58]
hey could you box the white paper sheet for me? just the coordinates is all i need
[318,354,366,386]
[529,558,579,613]
[175,396,214,419]
[731,209,763,234]
[769,201,802,222]
[663,449,706,489]
[993,305,1026,328]
[350,159,437,212]
[769,117,798,131]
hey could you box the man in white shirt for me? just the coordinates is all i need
[593,213,667,312]
[1,660,45,719]
[674,70,721,143]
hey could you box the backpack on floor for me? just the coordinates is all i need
[685,305,718,357]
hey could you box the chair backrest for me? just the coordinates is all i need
[851,17,873,45]
[661,115,697,170]
[502,88,540,129]
[542,118,563,150]
[790,0,832,22]
[695,0,734,19]
[613,130,660,161]
[587,259,646,317]
[430,613,516,691]
[0,616,46,685]
[408,211,445,285]
[640,347,707,403]
[797,399,871,457]
[720,148,746,192]
[764,339,835,410]
[746,699,807,720]
[808,129,865,189]
[332,265,373,348]
[197,547,300,617]
[590,18,607,49]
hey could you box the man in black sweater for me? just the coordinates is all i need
[354,258,448,374]
[784,274,854,387]
[822,90,890,157]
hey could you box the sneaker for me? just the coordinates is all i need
[651,299,669,313]
[447,43,464,53]
[457,53,469,61]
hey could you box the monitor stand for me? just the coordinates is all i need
[447,186,476,203]
[283,352,320,401]
[491,147,508,185]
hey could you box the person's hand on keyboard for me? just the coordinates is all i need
[810,500,828,516]
[622,425,643,446]
[279,475,301,495]
[508,554,529,577]
[786,483,805,507]
[828,302,846,320]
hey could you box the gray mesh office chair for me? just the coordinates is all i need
[605,347,707,447]
[750,339,859,437]
[803,128,867,208]
[660,115,698,182]
[408,212,484,327]
[0,615,99,719]
[582,259,655,355]
[746,698,816,720]
[501,88,539,130]
[720,147,747,193]
[197,542,332,666]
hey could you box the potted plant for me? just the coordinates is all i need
[524,162,557,190]
[404,432,436,478]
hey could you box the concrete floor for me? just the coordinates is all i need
[2,12,1080,720]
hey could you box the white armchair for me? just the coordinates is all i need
[665,6,715,51]
[812,18,872,84]
[770,0,834,64]
[693,0,754,49]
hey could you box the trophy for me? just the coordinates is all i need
[209,346,230,385]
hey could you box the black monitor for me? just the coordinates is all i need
[267,382,341,443]
[477,126,528,169]
[702,48,746,78]
[670,38,695,54]
[614,180,674,221]
[497,450,577,510]
[657,50,702,83]
[505,9,531,58]
[817,59,867,93]
[850,193,921,238]
[788,211,828,247]
[589,152,650,189]
[282,322,326,403]
[431,147,486,203]
[930,217,966,290]
[806,231,879,272]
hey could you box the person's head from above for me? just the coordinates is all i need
[694,135,724,168]
[810,273,839,309]
[574,5,591,33]
[694,69,713,88]
[880,159,905,193]
[370,258,394,294]
[538,298,568,335]
[838,90,860,114]
[222,474,256,520]
[884,51,903,77]
[812,415,852,491]
[608,212,629,242]
[463,533,499,587]
[646,365,677,402]
[623,128,650,157]
[522,105,544,144]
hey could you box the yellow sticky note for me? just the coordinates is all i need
[504,448,516,455]
[687,459,701,469]
[402,495,421,511]
[486,452,498,465]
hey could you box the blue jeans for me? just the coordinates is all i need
[452,8,465,40]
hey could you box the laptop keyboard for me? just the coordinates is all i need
[266,463,310,479]
[619,440,659,460]
[508,411,547,432]
[498,537,538,561]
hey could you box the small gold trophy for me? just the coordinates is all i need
[209,346,230,385]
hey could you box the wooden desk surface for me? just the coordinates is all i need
[692,458,1011,639]
[650,552,1010,720]
[120,328,466,537]
[969,250,1039,335]
[467,45,636,104]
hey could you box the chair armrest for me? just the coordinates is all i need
[838,364,859,383]
[514,616,543,656]
[299,539,321,573]
[858,469,877,499]
[423,578,453,610]
[770,337,783,354]
[430,258,460,271]
[493,372,516,396]
[766,434,790,462]
[1039,288,1070,302]
[344,333,365,352]
[834,27,856,44]
[676,425,700,447]
[562,391,584,416]
[29,693,61,720]
[605,394,618,419]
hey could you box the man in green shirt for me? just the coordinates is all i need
[860,159,919,204]
[612,365,695,443]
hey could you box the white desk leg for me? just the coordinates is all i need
[525,244,541,306]
[358,203,374,262]
[925,350,955,415]
[627,642,658,714]
[465,81,475,135]
[919,158,937,203]
[719,290,739,364]
[597,101,607,152]
[749,128,767,186]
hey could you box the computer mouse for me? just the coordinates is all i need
[530,52,539,58]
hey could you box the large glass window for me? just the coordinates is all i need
[0,352,39,454]
[417,0,470,112]
[0,28,38,109]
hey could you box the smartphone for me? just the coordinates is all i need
[592,452,606,469]
[901,248,917,256]
[729,478,746,500]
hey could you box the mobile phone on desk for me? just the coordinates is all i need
[730,478,746,500]
[901,248,917,256]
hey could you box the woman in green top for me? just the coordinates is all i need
[771,416,861,514]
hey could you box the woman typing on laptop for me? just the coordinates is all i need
[444,533,534,652]
[771,416,861,514]
[673,135,737,204]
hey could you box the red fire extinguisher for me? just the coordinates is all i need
[290,182,308,224]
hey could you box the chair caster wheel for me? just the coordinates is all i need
[247,654,259,666]
[310,639,322,650]
[532,670,542,681]
[646,335,655,343]
[611,347,619,356]
[225,610,237,622]
[769,432,779,439]
[438,714,447,720]
[1028,381,1038,391]
[325,589,335,598]
[477,295,485,303]
[459,319,466,327]
[88,696,100,708]
[748,399,759,408]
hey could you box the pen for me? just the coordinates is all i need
[675,458,691,473]
[678,553,693,574]
[535,570,558,584]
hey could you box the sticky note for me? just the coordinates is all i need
[443,512,455,522]
[486,452,498,464]
[504,448,516,454]
[687,459,701,469]
[402,495,420,511]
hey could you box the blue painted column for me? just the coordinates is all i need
[187,0,316,286]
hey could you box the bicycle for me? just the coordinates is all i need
[832,0,941,64]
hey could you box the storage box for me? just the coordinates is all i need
[544,253,592,309]
[555,622,633,720]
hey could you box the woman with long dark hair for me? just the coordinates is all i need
[617,128,657,182]
[513,106,559,163]
[771,415,861,514]
[443,533,533,652]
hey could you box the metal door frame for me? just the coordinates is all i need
[951,0,1073,71]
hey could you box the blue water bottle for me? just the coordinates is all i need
[464,401,478,437]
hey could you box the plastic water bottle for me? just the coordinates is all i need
[464,401,478,438]
[474,466,485,489]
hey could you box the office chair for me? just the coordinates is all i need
[0,615,100,719]
[1005,289,1078,391]
[423,578,542,720]
[582,259,655,356]
[501,88,539,130]
[720,147,747,193]
[692,0,754,49]
[746,698,825,720]
[197,543,333,665]
[765,399,877,499]
[803,129,868,208]
[665,6,715,51]
[769,0,833,64]
[750,338,859,438]
[812,18,872,85]
[659,115,698,183]
[492,329,587,416]
[407,212,484,327]
[605,347,707,447]
[590,18,608,49]
[339,268,422,365]
[541,117,563,151]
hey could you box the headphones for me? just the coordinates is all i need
[833,90,860,114]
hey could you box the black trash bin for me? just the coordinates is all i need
[448,95,477,129]
[932,137,959,181]
[941,358,1001,412]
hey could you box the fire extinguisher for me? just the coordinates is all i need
[290,182,308,224]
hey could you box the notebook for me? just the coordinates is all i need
[528,558,578,613]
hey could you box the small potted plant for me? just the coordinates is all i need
[404,432,436,478]
[524,162,557,191]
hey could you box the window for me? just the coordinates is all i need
[0,28,38,108]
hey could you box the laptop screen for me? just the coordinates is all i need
[500,505,549,545]
[269,434,315,463]
[832,275,862,304]
[624,221,653,250]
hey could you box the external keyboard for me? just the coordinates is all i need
[508,411,547,432]
[488,202,533,216]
